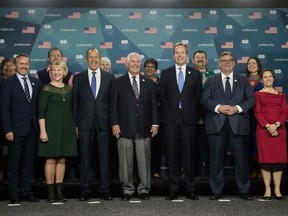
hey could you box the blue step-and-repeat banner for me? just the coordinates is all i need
[0,8,287,90]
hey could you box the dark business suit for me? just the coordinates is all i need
[1,74,41,198]
[200,73,255,195]
[73,69,114,196]
[110,73,158,195]
[160,65,202,194]
[0,76,5,182]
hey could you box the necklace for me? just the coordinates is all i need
[58,86,66,101]
[262,88,275,93]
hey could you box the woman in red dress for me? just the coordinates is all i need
[254,69,287,200]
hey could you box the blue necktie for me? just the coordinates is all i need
[91,71,96,98]
[178,68,184,93]
[225,77,231,100]
[178,68,184,108]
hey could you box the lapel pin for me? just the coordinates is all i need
[32,82,35,85]
[188,71,191,74]
[142,79,145,82]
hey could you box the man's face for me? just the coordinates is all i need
[48,50,62,64]
[174,45,188,66]
[86,49,101,71]
[192,53,208,70]
[219,55,235,74]
[16,56,29,76]
[126,54,141,76]
[2,61,16,78]
[144,63,157,78]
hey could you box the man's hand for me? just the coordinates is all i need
[219,105,238,115]
[150,125,158,138]
[112,125,121,139]
[6,132,14,142]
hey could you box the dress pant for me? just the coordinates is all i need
[79,124,111,195]
[117,135,151,195]
[164,109,196,194]
[208,118,250,194]
[7,126,37,196]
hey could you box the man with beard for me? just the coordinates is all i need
[192,50,215,177]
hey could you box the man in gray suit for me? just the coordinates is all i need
[73,48,114,201]
[110,52,159,201]
[201,51,255,201]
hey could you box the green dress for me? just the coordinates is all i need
[38,83,77,157]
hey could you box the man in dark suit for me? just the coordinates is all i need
[201,51,255,201]
[73,48,114,201]
[36,48,73,87]
[110,52,159,201]
[160,42,202,200]
[1,53,41,204]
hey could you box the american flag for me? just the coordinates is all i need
[237,57,250,64]
[6,11,19,18]
[100,42,113,49]
[265,27,277,34]
[145,27,157,34]
[189,12,201,19]
[281,42,288,48]
[22,26,35,34]
[68,12,81,19]
[205,27,217,34]
[249,12,261,19]
[221,42,233,49]
[160,42,173,49]
[116,57,127,64]
[84,27,96,34]
[38,42,51,49]
[129,12,141,19]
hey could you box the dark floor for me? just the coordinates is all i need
[1,175,288,200]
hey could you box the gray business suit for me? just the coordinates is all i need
[201,72,255,195]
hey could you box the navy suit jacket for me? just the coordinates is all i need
[160,65,202,125]
[1,74,41,136]
[73,69,114,131]
[200,73,255,136]
[110,73,159,139]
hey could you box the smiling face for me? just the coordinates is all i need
[126,53,141,76]
[15,55,30,76]
[192,52,208,70]
[48,49,63,64]
[261,70,275,88]
[100,60,111,73]
[86,49,101,71]
[50,61,68,83]
[174,44,188,66]
[2,60,16,78]
[219,53,235,75]
[247,58,259,74]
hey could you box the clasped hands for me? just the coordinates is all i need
[112,124,158,139]
[218,105,238,116]
[265,123,279,137]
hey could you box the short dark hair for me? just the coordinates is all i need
[260,68,275,80]
[144,58,158,70]
[193,50,207,59]
[173,42,188,54]
[48,48,63,58]
[14,53,29,63]
[246,57,262,77]
[1,58,14,72]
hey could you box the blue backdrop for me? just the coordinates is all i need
[0,8,287,92]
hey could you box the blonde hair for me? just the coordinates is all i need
[51,61,68,77]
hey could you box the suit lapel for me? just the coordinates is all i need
[124,74,137,100]
[138,75,147,101]
[171,67,180,94]
[83,71,95,99]
[97,71,104,97]
[216,73,225,94]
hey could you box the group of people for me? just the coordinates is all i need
[0,43,286,205]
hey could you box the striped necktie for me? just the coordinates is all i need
[132,76,139,100]
[22,77,31,103]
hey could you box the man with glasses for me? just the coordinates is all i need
[201,51,255,201]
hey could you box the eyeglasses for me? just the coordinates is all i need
[145,65,156,69]
[220,59,233,63]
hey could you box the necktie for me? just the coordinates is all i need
[178,68,184,93]
[91,71,96,98]
[225,77,232,100]
[132,76,139,100]
[22,77,31,103]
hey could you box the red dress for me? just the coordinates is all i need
[254,91,287,167]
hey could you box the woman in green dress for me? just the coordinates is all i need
[38,61,77,202]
